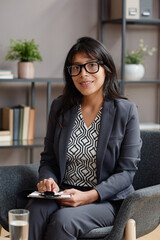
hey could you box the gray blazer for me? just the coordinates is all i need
[39,97,142,202]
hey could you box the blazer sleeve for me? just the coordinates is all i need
[94,103,142,201]
[38,99,61,184]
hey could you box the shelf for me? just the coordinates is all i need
[0,78,64,83]
[0,77,64,116]
[0,78,63,163]
[124,80,160,84]
[117,80,160,84]
[102,18,160,26]
[0,138,44,149]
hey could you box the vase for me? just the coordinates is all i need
[125,64,145,81]
[18,62,34,79]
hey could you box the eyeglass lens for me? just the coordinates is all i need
[68,61,100,76]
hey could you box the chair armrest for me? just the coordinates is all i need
[125,219,136,240]
[106,184,160,240]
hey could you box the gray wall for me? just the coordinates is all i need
[0,0,98,78]
[0,0,159,165]
[0,0,98,165]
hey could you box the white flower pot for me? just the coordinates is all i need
[125,64,145,81]
[18,62,34,79]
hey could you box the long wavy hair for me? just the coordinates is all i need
[56,37,126,125]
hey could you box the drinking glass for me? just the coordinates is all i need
[8,209,29,240]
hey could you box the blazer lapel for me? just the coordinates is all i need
[58,106,78,182]
[96,100,116,181]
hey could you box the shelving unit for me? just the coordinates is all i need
[102,18,160,25]
[100,0,160,126]
[0,78,64,163]
[0,78,64,116]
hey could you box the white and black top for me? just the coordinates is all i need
[63,105,102,188]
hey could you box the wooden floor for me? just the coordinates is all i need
[1,225,160,239]
[137,225,160,240]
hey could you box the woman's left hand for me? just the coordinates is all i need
[57,188,99,207]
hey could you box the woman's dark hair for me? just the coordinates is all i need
[56,37,126,125]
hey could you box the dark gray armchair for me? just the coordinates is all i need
[0,130,160,240]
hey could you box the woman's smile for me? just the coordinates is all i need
[79,80,94,87]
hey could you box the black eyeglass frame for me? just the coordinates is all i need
[67,60,103,77]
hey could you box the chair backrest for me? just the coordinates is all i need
[133,130,160,190]
[0,163,39,230]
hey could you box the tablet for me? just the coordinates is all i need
[27,191,71,199]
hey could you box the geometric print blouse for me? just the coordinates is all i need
[63,105,102,188]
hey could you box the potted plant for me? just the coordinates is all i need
[125,39,156,81]
[5,39,42,79]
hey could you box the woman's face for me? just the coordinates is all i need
[71,52,106,99]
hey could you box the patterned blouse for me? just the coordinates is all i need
[63,105,102,188]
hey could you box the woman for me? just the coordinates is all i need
[26,37,142,240]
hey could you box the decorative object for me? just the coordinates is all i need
[125,39,156,81]
[5,39,42,79]
[125,64,145,81]
[18,62,34,79]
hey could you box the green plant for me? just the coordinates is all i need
[5,39,42,62]
[125,39,156,64]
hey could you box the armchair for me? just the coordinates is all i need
[0,130,160,240]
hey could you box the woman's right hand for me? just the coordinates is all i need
[37,178,59,193]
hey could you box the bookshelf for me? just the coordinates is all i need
[0,78,64,163]
[100,0,160,125]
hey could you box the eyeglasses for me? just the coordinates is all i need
[67,61,103,77]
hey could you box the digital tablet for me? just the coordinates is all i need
[27,191,71,199]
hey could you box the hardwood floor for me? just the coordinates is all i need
[1,225,160,239]
[137,225,160,240]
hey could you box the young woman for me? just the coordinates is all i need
[26,37,142,240]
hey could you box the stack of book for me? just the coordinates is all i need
[0,70,13,79]
[0,105,36,142]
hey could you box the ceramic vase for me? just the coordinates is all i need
[18,62,34,79]
[125,64,145,81]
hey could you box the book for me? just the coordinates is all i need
[0,74,13,79]
[0,70,12,75]
[12,107,20,140]
[140,123,160,131]
[19,107,24,139]
[28,108,36,140]
[0,134,11,141]
[0,130,10,135]
[2,107,13,140]
[0,140,12,146]
[22,106,30,140]
[0,108,2,129]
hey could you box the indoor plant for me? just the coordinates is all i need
[125,39,156,81]
[5,39,42,79]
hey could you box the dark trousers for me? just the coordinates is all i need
[25,197,122,240]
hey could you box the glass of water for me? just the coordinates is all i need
[8,209,29,240]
